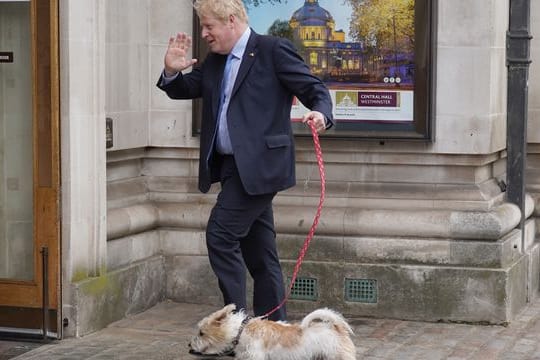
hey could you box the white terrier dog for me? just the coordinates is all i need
[188,304,356,360]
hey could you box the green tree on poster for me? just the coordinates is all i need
[267,19,294,41]
[347,0,414,55]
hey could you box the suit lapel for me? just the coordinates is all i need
[230,31,258,99]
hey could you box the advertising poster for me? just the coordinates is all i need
[243,0,425,138]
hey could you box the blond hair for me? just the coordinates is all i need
[193,0,248,24]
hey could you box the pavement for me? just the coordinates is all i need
[5,296,540,360]
[0,340,41,360]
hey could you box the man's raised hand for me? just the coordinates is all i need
[164,32,198,76]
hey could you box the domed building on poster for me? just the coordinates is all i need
[289,0,363,81]
[289,0,341,45]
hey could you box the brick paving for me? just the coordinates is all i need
[0,340,42,360]
[5,296,540,359]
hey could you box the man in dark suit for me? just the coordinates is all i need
[157,0,333,321]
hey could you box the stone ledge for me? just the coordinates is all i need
[139,146,503,166]
[108,176,508,211]
[155,227,527,268]
[135,176,507,210]
[283,230,524,268]
[108,203,158,240]
[108,201,523,241]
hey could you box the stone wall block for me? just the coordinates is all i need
[107,231,161,270]
[71,256,165,336]
[342,230,522,268]
[277,234,344,263]
[156,202,210,230]
[159,229,207,256]
[107,158,143,182]
[528,243,540,301]
[107,177,148,209]
[164,255,221,306]
[282,256,528,324]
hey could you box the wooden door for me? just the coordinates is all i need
[0,0,60,338]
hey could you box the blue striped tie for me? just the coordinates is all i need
[216,53,235,154]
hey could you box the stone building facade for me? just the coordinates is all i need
[49,0,540,337]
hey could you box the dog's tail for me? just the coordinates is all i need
[300,308,354,334]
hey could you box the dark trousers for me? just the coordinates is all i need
[206,155,286,321]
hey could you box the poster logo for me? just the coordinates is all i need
[358,92,399,107]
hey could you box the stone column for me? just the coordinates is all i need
[528,0,540,239]
[59,0,107,337]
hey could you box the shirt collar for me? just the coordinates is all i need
[230,27,251,60]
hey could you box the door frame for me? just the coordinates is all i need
[0,0,60,338]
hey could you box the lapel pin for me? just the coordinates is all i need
[249,52,255,57]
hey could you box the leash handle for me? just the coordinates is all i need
[263,120,325,318]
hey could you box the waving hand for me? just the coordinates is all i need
[164,32,198,76]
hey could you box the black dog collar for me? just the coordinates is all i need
[189,315,251,358]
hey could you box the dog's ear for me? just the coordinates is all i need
[215,304,236,322]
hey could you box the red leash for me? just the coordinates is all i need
[263,121,325,319]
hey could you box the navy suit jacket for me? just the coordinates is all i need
[157,30,333,195]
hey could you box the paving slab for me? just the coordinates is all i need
[0,340,43,360]
[6,296,540,359]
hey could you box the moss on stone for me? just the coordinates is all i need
[71,268,88,283]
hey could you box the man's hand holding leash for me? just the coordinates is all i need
[303,111,327,134]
